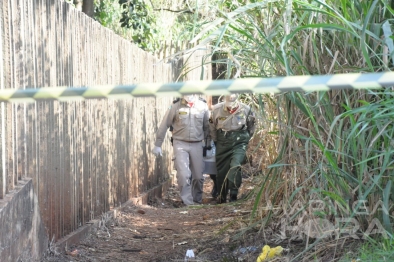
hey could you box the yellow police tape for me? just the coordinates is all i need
[0,72,392,102]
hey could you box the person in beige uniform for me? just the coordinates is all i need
[152,95,209,205]
[209,94,255,203]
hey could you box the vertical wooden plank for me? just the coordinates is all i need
[12,0,26,182]
[37,0,49,235]
[131,45,139,197]
[35,0,44,215]
[0,0,6,199]
[101,29,108,213]
[7,106,14,190]
[92,23,100,217]
[62,1,72,237]
[69,10,77,233]
[108,33,114,208]
[130,45,136,197]
[126,98,133,199]
[80,15,87,226]
[25,0,34,186]
[52,0,62,235]
[90,101,96,220]
[76,98,82,229]
[21,0,28,181]
[86,17,92,223]
[125,42,133,200]
[24,0,34,88]
[0,105,4,199]
[109,97,115,208]
[77,14,84,227]
[88,27,93,219]
[45,103,53,239]
[84,99,90,223]
[54,0,63,238]
[53,77,60,237]
[75,12,81,230]
[71,102,77,232]
[2,0,14,92]
[101,98,108,213]
[102,26,108,208]
[107,30,113,207]
[4,0,15,192]
[119,99,126,203]
[47,0,56,239]
[100,100,106,215]
[115,42,122,201]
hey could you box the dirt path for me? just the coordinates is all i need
[42,175,271,262]
[41,174,358,262]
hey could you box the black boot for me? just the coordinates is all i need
[229,194,237,202]
[217,185,228,204]
[211,187,218,198]
[217,195,226,204]
[228,182,239,202]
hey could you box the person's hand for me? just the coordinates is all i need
[152,146,162,156]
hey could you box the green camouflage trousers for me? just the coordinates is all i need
[215,129,249,202]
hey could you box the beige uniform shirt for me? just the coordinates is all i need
[209,102,255,142]
[154,98,209,147]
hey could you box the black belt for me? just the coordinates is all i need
[174,139,201,143]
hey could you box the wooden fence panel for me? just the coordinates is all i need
[0,0,211,241]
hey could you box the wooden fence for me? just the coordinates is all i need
[0,0,211,241]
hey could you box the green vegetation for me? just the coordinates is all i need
[179,0,394,260]
[91,0,218,51]
[88,0,394,260]
[93,0,158,51]
[340,238,394,262]
[192,0,394,259]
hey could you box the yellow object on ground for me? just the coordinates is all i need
[256,245,284,262]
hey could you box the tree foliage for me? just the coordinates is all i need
[93,0,157,51]
[118,0,157,49]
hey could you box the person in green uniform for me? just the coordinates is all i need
[209,94,255,203]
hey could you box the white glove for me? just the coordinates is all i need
[185,249,195,258]
[152,146,162,156]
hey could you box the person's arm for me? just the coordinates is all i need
[203,105,210,140]
[154,105,176,147]
[208,110,217,143]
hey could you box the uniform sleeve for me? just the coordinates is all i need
[154,105,176,147]
[209,110,217,142]
[203,105,210,139]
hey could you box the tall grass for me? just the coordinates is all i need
[183,0,394,260]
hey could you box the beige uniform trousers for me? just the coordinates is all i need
[173,139,204,205]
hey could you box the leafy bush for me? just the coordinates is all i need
[93,0,157,51]
[118,0,157,50]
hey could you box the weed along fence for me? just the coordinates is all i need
[0,0,210,258]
